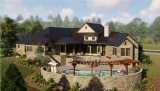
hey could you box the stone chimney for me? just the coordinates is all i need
[104,25,111,37]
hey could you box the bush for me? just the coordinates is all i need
[134,79,148,91]
[36,46,44,54]
[69,82,81,91]
[140,54,152,64]
[32,73,45,84]
[34,55,49,67]
[1,63,27,91]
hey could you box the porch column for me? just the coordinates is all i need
[43,45,46,56]
[132,63,136,72]
[97,45,98,54]
[65,44,67,55]
[89,45,92,54]
[124,64,129,75]
[109,64,113,76]
[73,45,75,55]
[91,62,94,75]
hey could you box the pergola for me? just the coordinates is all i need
[70,58,140,76]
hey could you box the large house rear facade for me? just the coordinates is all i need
[16,23,139,62]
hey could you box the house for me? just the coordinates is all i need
[16,23,139,62]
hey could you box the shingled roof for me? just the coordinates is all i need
[86,23,104,33]
[98,32,128,46]
[17,23,130,46]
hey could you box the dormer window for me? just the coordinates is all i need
[85,26,87,29]
[84,35,97,41]
[85,36,88,40]
[92,37,95,40]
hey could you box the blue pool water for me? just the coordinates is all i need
[77,70,117,77]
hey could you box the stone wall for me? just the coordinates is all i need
[41,67,142,91]
[16,44,45,59]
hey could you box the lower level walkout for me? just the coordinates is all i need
[52,44,105,56]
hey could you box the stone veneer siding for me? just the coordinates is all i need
[41,67,142,91]
[16,44,45,58]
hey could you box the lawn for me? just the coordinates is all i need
[143,43,160,50]
[144,54,160,91]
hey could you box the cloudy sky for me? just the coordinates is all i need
[0,0,160,23]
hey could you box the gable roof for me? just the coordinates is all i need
[98,32,128,46]
[17,27,80,45]
[86,23,104,33]
[17,23,137,47]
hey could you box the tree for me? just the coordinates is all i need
[54,14,63,27]
[150,16,160,43]
[84,77,104,91]
[71,17,81,27]
[1,63,27,91]
[0,17,17,56]
[16,14,23,22]
[107,21,126,32]
[19,16,43,33]
[63,16,70,27]
[126,18,149,42]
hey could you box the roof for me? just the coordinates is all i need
[17,23,134,46]
[86,23,104,33]
[98,32,128,46]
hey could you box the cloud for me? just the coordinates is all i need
[139,0,160,20]
[111,13,135,24]
[87,0,132,11]
[83,13,104,20]
[0,0,31,18]
[60,8,75,19]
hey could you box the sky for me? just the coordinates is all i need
[0,0,160,24]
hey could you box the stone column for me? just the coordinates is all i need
[124,64,129,75]
[109,64,113,76]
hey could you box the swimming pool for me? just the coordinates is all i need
[77,70,117,77]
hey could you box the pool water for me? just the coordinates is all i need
[77,70,117,77]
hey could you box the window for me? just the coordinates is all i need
[84,36,88,40]
[86,45,90,53]
[91,45,97,53]
[85,26,87,29]
[121,48,125,56]
[126,48,130,56]
[61,45,65,52]
[112,47,117,55]
[17,44,20,48]
[121,48,130,56]
[26,46,32,52]
[92,37,95,40]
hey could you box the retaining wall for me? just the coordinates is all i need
[41,67,142,91]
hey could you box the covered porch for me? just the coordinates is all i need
[50,44,106,56]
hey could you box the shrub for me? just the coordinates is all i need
[34,55,49,67]
[133,79,148,91]
[69,82,81,91]
[32,73,45,84]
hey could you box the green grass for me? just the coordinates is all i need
[143,43,160,50]
[147,55,160,76]
[143,54,160,90]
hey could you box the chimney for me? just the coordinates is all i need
[104,25,111,37]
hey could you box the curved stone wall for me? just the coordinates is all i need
[41,67,142,91]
